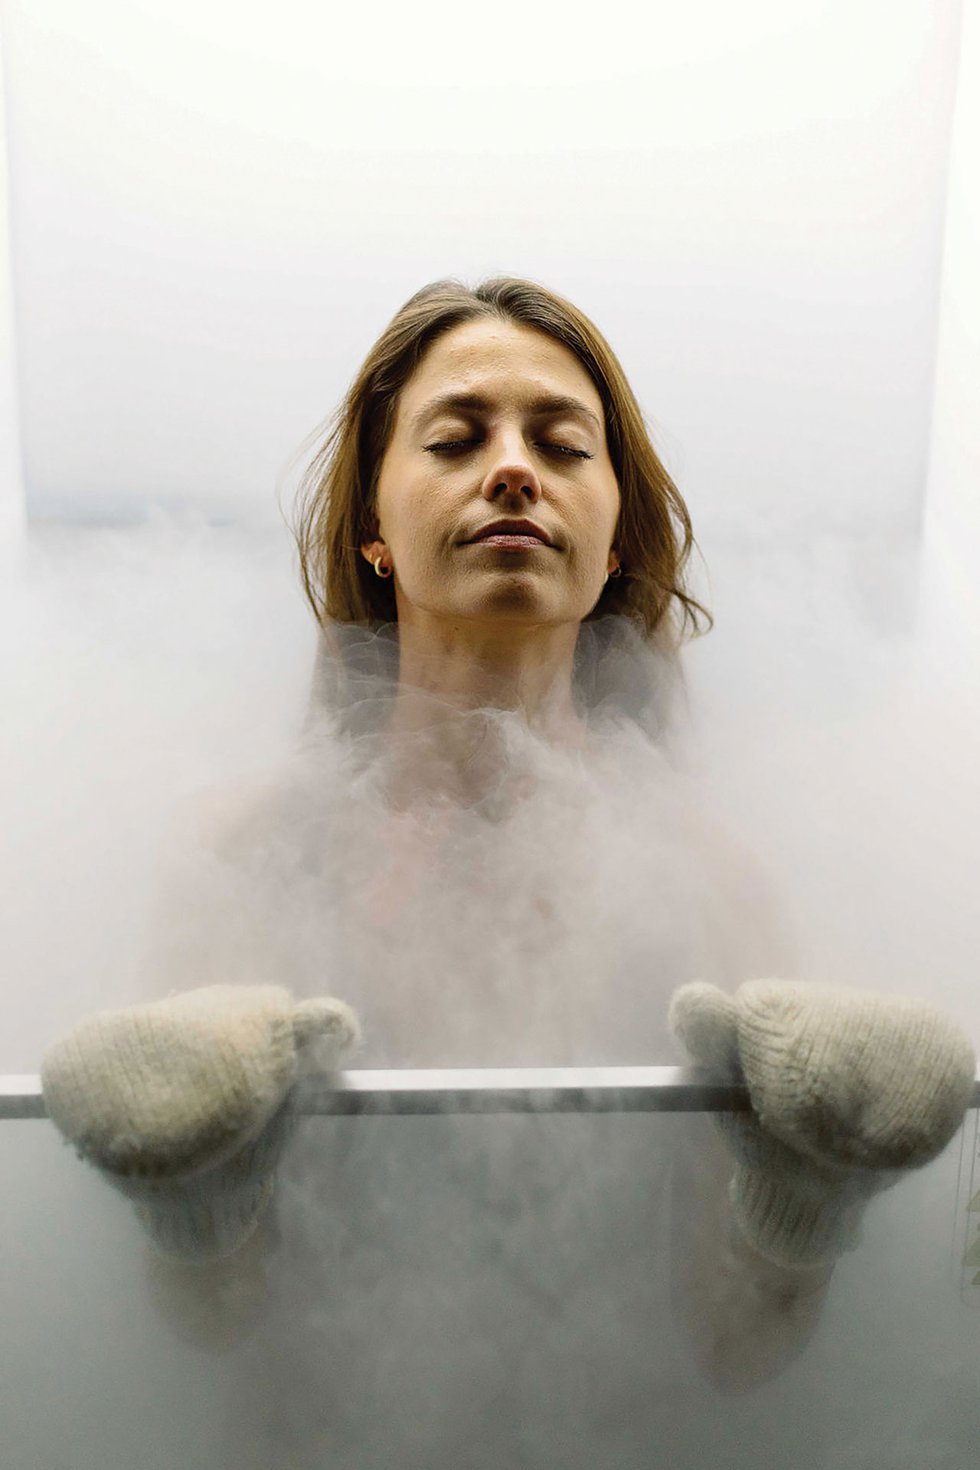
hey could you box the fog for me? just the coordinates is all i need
[3,508,980,1462]
[3,0,980,1464]
[3,513,978,1075]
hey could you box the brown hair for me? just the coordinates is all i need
[291,276,712,651]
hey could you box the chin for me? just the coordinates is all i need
[471,600,568,627]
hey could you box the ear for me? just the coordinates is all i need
[360,507,384,562]
[360,537,386,567]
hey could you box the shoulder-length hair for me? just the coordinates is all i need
[291,276,711,653]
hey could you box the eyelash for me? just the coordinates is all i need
[426,440,592,461]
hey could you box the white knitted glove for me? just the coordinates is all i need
[669,980,976,1268]
[41,984,360,1263]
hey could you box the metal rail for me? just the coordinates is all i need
[3,1069,980,1120]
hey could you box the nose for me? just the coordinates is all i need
[480,441,543,508]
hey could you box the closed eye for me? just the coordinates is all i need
[426,440,592,460]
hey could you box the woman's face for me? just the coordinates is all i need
[363,319,621,633]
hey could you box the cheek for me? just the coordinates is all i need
[397,502,450,571]
[578,496,619,553]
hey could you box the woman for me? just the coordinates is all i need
[41,277,975,1404]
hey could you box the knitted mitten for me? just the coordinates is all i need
[41,984,360,1263]
[669,980,976,1268]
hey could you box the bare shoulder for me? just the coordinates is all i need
[683,793,800,976]
[140,774,298,994]
[165,773,291,863]
[687,799,773,894]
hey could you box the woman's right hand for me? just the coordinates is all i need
[40,984,360,1260]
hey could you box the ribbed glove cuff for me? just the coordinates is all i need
[730,1161,899,1268]
[105,1094,299,1262]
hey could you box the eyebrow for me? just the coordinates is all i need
[411,391,602,435]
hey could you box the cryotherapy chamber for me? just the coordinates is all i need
[4,1,980,1465]
[3,1069,980,1466]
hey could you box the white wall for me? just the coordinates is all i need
[0,17,25,548]
[0,0,962,544]
[922,0,980,659]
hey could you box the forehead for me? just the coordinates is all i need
[396,319,604,429]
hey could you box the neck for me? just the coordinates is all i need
[379,616,590,809]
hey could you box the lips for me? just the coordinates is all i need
[467,520,553,545]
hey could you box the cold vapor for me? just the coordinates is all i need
[3,510,980,1466]
[3,514,977,1070]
